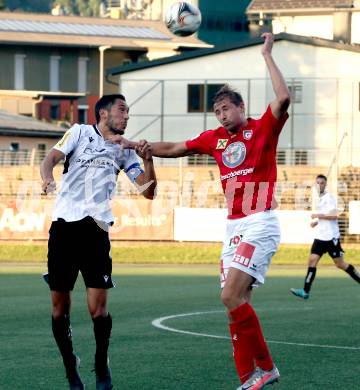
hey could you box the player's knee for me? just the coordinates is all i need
[334,260,346,270]
[52,296,70,318]
[52,305,69,319]
[88,305,107,319]
[221,289,236,308]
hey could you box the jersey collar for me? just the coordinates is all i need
[93,124,103,137]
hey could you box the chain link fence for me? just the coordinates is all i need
[1,145,360,242]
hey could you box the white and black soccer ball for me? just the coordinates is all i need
[165,2,202,37]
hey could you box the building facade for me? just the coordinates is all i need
[247,0,360,44]
[107,33,360,167]
[0,11,210,125]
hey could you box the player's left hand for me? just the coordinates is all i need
[107,134,134,149]
[135,139,153,161]
[261,32,274,56]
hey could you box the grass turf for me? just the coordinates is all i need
[1,242,360,265]
[0,265,359,389]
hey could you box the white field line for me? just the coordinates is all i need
[151,310,360,351]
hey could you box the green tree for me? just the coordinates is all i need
[6,0,51,12]
[55,0,102,16]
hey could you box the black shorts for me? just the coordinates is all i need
[47,216,114,292]
[311,238,344,259]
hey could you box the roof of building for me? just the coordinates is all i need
[107,32,360,76]
[0,11,210,49]
[247,0,356,12]
[0,109,66,138]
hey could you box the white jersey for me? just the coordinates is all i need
[52,123,143,224]
[314,192,340,240]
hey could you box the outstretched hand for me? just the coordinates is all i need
[107,134,134,149]
[261,32,274,56]
[135,139,153,161]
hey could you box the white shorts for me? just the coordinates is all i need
[220,210,280,288]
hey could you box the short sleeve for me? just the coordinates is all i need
[185,130,213,155]
[260,105,289,136]
[53,124,81,155]
[122,149,144,183]
[326,194,338,213]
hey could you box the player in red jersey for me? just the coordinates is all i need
[112,33,290,390]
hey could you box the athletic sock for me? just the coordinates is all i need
[345,264,360,283]
[230,303,273,374]
[304,267,317,293]
[229,320,254,383]
[93,313,112,369]
[52,315,76,365]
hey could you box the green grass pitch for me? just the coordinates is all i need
[1,265,359,389]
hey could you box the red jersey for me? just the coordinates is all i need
[185,105,288,219]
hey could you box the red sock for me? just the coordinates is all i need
[229,321,254,383]
[230,303,273,372]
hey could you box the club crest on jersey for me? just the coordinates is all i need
[243,130,253,140]
[216,139,228,149]
[222,142,246,168]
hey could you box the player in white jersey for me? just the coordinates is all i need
[291,174,360,299]
[41,94,157,390]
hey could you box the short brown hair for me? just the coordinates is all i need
[212,84,244,107]
[316,174,327,181]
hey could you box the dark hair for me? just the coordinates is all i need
[212,84,244,107]
[316,174,327,181]
[95,94,126,123]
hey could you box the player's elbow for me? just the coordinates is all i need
[278,93,291,110]
[143,192,156,200]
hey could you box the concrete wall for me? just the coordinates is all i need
[0,135,60,151]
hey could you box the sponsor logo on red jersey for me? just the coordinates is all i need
[216,139,228,149]
[222,142,246,168]
[243,130,253,140]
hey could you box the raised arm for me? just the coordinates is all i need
[40,148,65,194]
[151,141,192,158]
[109,135,192,158]
[261,32,291,119]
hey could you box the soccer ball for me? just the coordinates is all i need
[165,2,202,37]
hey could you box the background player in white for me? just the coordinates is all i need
[41,94,157,390]
[113,33,290,390]
[291,174,360,299]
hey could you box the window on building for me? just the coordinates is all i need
[14,54,26,90]
[276,150,286,165]
[51,104,60,120]
[10,142,19,152]
[37,143,46,160]
[188,83,224,113]
[78,105,88,123]
[288,82,303,103]
[50,56,61,92]
[295,150,308,165]
[78,57,89,93]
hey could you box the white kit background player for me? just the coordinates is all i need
[291,174,360,300]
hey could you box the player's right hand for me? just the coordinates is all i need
[42,179,56,195]
[310,221,318,228]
